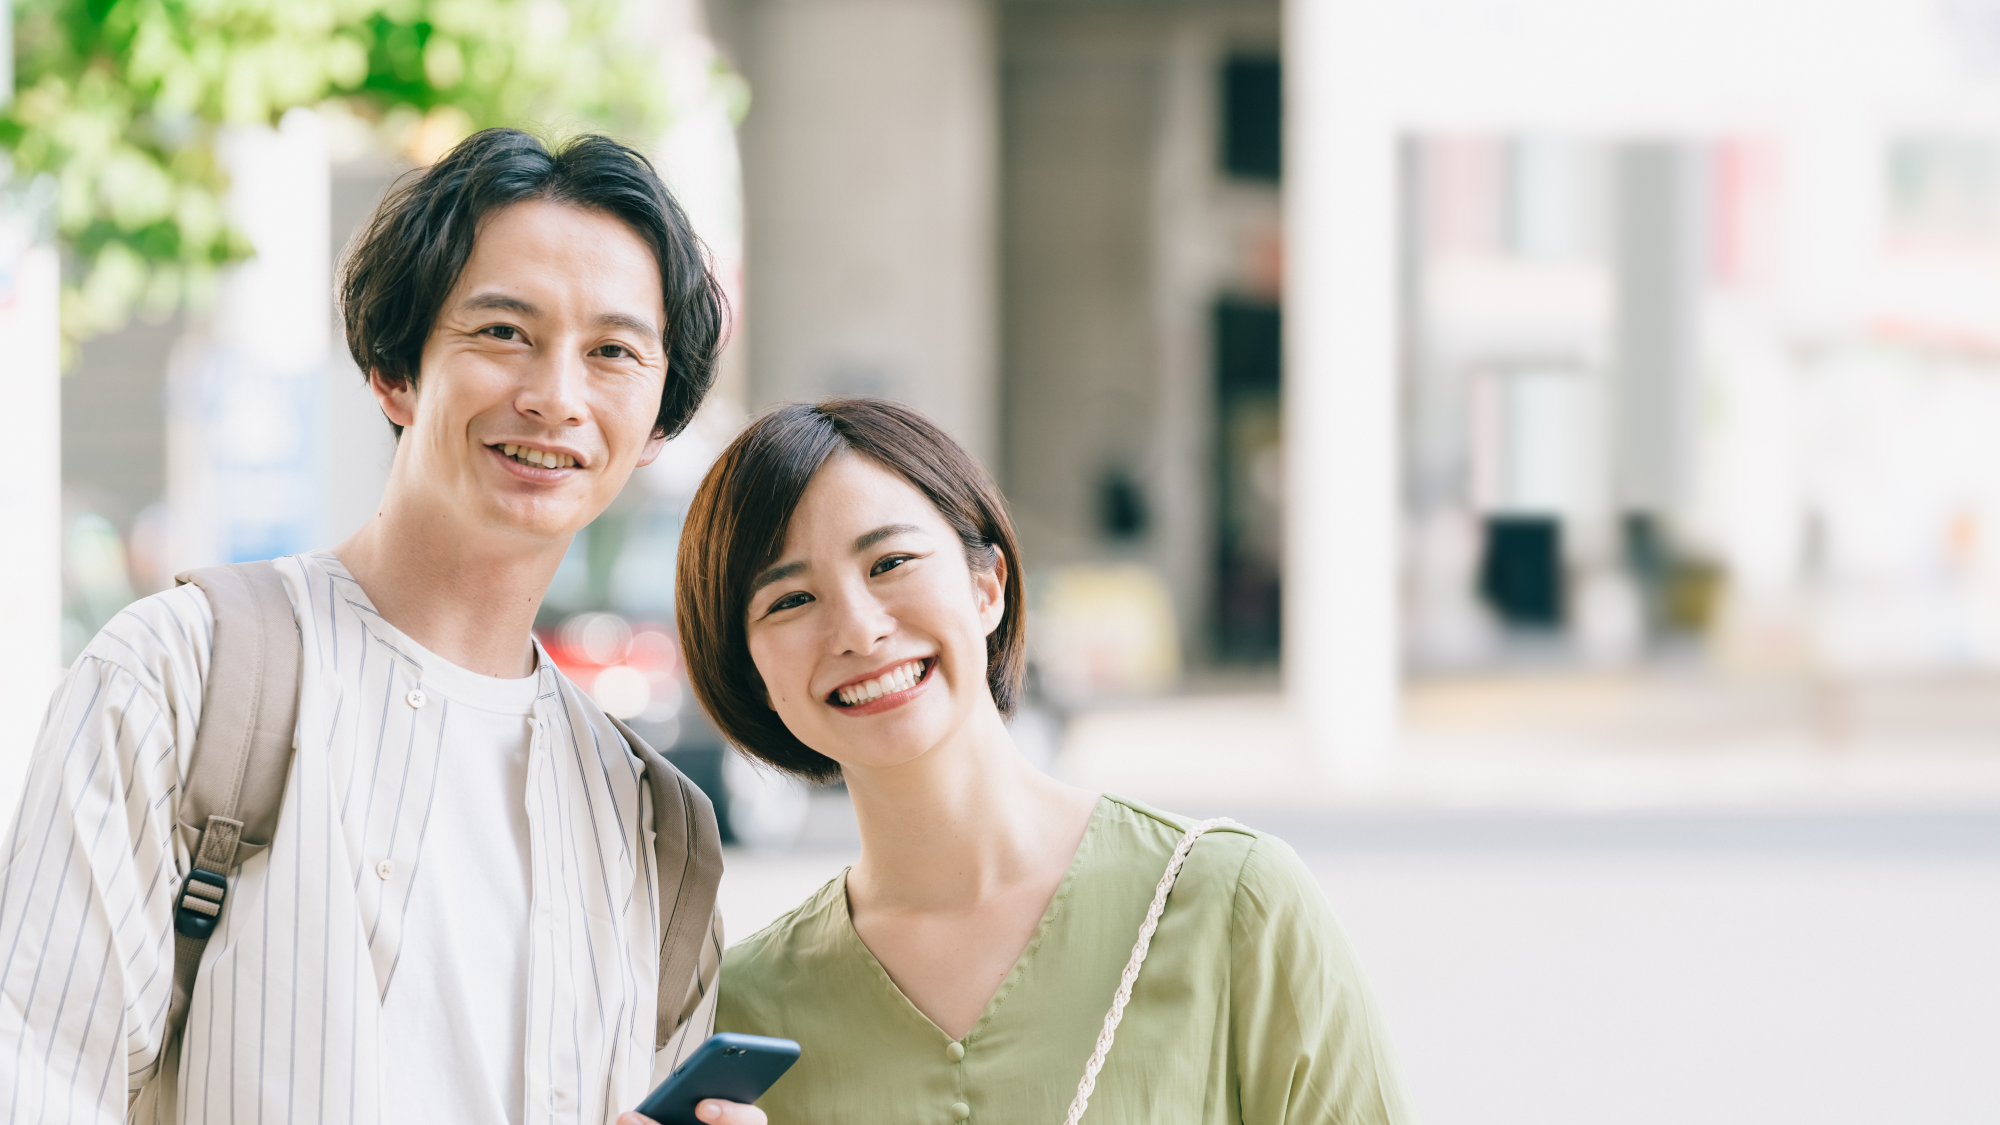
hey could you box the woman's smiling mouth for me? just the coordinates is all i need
[827,658,934,712]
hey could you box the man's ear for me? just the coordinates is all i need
[976,549,1007,636]
[369,368,418,430]
[635,429,670,468]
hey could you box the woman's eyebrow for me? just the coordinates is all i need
[749,559,806,594]
[853,524,922,553]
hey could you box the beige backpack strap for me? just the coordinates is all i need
[159,562,302,1072]
[610,714,724,1050]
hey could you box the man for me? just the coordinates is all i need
[0,129,765,1125]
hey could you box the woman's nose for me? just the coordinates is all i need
[827,587,894,655]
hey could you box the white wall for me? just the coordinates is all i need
[1284,0,1402,768]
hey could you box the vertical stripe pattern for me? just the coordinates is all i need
[0,552,718,1125]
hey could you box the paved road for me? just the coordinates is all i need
[719,798,2000,1125]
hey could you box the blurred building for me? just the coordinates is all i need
[706,0,1288,685]
[36,0,2000,798]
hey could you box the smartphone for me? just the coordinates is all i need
[634,1033,802,1125]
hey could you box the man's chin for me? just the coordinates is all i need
[472,493,600,546]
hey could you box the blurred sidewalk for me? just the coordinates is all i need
[1055,673,2000,813]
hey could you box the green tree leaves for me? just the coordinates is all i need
[3,0,677,351]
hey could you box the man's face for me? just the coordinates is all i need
[372,199,670,544]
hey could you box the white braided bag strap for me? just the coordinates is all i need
[1061,817,1239,1125]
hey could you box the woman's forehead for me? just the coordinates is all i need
[786,453,941,538]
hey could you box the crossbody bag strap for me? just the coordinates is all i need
[161,561,302,1072]
[1062,817,1239,1125]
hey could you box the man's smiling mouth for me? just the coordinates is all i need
[492,443,579,469]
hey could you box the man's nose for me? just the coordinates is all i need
[517,345,588,426]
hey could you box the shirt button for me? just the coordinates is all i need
[945,1041,965,1062]
[375,860,395,880]
[405,689,427,709]
[950,1103,970,1121]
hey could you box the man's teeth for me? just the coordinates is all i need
[836,660,926,706]
[500,444,576,469]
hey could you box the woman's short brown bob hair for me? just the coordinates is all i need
[676,398,1027,782]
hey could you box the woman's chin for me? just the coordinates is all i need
[809,720,955,777]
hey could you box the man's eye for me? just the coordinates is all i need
[484,325,519,341]
[597,343,630,359]
[871,555,912,577]
[768,592,812,613]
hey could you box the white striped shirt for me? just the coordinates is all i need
[0,551,718,1125]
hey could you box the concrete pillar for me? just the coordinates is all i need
[737,0,998,463]
[169,108,332,570]
[0,178,62,817]
[1283,0,1400,768]
[1610,142,1702,519]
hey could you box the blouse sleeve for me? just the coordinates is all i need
[1229,836,1414,1125]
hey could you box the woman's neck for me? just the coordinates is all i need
[843,705,1099,914]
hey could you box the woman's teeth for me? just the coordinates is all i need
[835,659,927,706]
[500,444,575,469]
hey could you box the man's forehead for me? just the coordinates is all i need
[453,200,664,310]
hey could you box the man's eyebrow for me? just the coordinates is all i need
[597,311,663,339]
[460,292,538,316]
[854,524,923,552]
[749,559,807,595]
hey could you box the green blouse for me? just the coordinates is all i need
[716,795,1412,1125]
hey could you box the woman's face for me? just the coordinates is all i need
[743,452,1006,773]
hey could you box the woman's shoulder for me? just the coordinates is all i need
[1098,794,1273,864]
[718,871,848,1031]
[1093,794,1314,906]
[722,870,849,979]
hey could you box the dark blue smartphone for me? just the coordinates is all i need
[634,1033,802,1124]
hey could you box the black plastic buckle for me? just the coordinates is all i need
[173,869,228,939]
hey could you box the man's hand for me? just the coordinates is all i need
[619,1100,767,1125]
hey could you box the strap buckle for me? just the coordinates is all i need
[173,869,228,939]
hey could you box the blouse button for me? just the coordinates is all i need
[405,689,427,709]
[950,1103,970,1121]
[945,1041,965,1062]
[375,860,395,880]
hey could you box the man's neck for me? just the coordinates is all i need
[332,501,567,680]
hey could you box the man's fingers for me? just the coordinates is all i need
[696,1099,769,1125]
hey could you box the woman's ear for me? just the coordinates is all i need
[975,548,1007,635]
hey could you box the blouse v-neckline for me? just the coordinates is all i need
[834,795,1110,1045]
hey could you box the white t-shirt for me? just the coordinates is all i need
[379,651,541,1125]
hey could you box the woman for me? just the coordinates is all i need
[676,399,1410,1124]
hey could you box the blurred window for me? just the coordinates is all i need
[1221,56,1281,181]
[1213,299,1283,663]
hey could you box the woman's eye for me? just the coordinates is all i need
[768,592,812,614]
[870,554,912,577]
[484,325,519,341]
[597,343,630,359]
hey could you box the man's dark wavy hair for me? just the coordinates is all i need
[337,128,725,439]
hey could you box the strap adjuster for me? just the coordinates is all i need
[174,869,228,939]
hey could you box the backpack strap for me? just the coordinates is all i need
[164,561,302,1059]
[609,714,724,1050]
